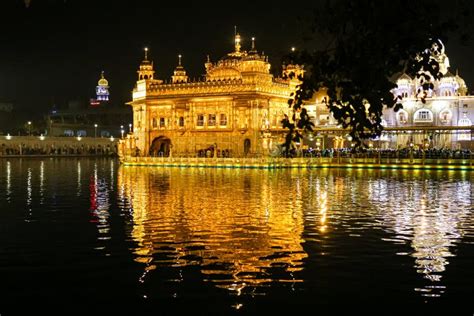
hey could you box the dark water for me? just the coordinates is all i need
[0,158,473,314]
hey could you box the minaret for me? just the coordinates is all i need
[249,37,256,53]
[227,26,246,58]
[205,54,213,71]
[235,33,241,54]
[96,71,110,101]
[137,47,155,80]
[171,54,189,83]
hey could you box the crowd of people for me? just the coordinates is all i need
[0,143,117,156]
[300,147,473,159]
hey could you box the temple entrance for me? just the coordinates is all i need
[244,138,251,156]
[150,136,172,157]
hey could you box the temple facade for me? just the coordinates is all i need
[381,69,473,149]
[124,35,302,157]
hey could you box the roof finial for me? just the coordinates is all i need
[456,68,459,76]
[251,37,256,51]
[144,47,148,60]
[207,54,210,63]
[234,25,237,36]
[234,31,241,53]
[178,54,182,66]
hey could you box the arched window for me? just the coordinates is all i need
[458,117,472,141]
[219,114,227,126]
[439,109,452,124]
[413,109,433,123]
[197,114,204,127]
[459,117,472,126]
[396,109,408,124]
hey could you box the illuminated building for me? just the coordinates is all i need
[383,54,473,149]
[123,34,302,157]
[95,71,110,102]
[303,43,473,150]
[45,72,131,137]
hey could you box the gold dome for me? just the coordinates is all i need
[98,71,109,86]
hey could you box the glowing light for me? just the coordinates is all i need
[77,136,82,141]
[39,135,45,141]
[5,134,12,140]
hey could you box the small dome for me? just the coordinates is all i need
[455,73,467,88]
[439,71,457,86]
[98,72,109,86]
[397,73,412,85]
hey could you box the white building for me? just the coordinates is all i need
[303,45,473,150]
[383,68,473,149]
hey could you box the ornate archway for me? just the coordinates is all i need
[150,136,172,157]
[244,138,251,156]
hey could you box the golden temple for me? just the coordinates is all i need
[121,34,302,158]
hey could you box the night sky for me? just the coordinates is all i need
[0,0,473,124]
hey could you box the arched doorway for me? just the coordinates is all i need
[244,138,251,156]
[150,136,172,157]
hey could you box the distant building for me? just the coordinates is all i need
[122,35,302,157]
[95,71,110,102]
[45,72,131,137]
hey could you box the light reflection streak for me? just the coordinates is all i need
[89,163,111,252]
[77,161,82,196]
[39,161,44,204]
[110,160,114,188]
[6,161,11,201]
[26,167,32,207]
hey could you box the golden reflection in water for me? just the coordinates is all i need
[366,172,473,298]
[117,167,308,294]
[319,191,327,233]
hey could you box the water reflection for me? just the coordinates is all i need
[117,167,308,295]
[366,172,473,297]
[118,167,473,301]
